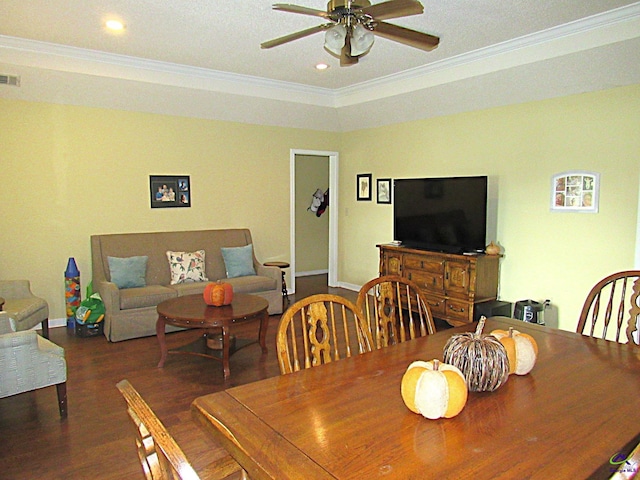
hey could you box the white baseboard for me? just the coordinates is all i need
[295,269,329,277]
[336,281,360,292]
[49,318,68,329]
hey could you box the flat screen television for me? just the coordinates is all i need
[393,176,492,254]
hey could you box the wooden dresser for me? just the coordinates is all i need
[377,244,500,327]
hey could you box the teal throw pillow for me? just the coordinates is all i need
[108,255,148,289]
[221,244,256,278]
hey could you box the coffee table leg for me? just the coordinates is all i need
[259,310,268,354]
[222,325,231,380]
[157,316,168,368]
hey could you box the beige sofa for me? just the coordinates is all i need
[91,229,283,342]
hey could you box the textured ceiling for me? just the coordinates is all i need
[1,1,639,131]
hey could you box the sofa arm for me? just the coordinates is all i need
[95,281,122,313]
[0,280,34,300]
[255,264,281,284]
[0,330,38,348]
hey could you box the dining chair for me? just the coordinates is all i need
[276,294,374,374]
[576,270,640,345]
[116,380,247,480]
[356,275,436,349]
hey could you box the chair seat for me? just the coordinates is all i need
[3,298,48,330]
[0,280,50,338]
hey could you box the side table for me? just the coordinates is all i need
[264,261,290,305]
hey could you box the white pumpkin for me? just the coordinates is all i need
[400,359,468,419]
[490,328,538,375]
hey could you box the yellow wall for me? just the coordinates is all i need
[0,99,338,321]
[295,155,329,273]
[2,85,639,333]
[337,84,640,331]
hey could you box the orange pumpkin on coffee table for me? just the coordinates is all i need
[203,281,234,306]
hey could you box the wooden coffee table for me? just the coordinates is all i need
[156,293,269,380]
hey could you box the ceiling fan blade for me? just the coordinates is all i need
[261,23,331,49]
[372,21,439,51]
[360,0,424,21]
[272,4,331,19]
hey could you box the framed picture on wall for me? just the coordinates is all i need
[377,178,391,204]
[550,171,599,213]
[150,175,191,208]
[357,173,372,201]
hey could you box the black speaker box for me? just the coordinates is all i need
[473,301,512,322]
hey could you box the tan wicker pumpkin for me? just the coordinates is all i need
[442,317,509,392]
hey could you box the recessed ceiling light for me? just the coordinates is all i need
[106,20,125,31]
[315,63,329,71]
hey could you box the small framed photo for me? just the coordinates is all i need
[357,173,372,201]
[551,171,599,213]
[150,175,191,208]
[377,178,391,204]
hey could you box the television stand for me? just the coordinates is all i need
[377,244,501,327]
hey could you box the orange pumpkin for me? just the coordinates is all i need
[401,359,468,419]
[490,327,538,375]
[203,281,234,306]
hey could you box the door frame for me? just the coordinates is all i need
[290,149,339,293]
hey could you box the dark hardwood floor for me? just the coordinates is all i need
[1,275,354,480]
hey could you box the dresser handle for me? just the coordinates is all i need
[448,305,465,313]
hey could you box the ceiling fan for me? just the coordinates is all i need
[261,0,440,66]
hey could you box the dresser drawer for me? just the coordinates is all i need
[404,255,444,274]
[424,296,446,318]
[406,270,444,295]
[445,299,473,324]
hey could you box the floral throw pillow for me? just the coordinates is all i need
[166,250,209,285]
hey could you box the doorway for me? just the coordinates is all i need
[289,149,339,294]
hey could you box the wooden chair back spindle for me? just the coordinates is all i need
[577,271,640,345]
[357,275,437,349]
[276,294,373,375]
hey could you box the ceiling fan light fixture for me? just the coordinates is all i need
[324,24,347,56]
[350,23,374,56]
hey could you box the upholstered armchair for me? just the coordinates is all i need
[0,280,49,338]
[0,313,67,418]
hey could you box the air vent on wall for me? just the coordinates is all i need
[0,75,20,87]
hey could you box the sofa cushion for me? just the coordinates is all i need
[119,285,177,310]
[108,256,148,289]
[169,282,208,297]
[225,275,276,293]
[221,244,256,278]
[166,250,209,284]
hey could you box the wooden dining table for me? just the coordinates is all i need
[191,316,640,479]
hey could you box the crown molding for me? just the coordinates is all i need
[0,34,336,107]
[1,2,639,109]
[335,2,640,106]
